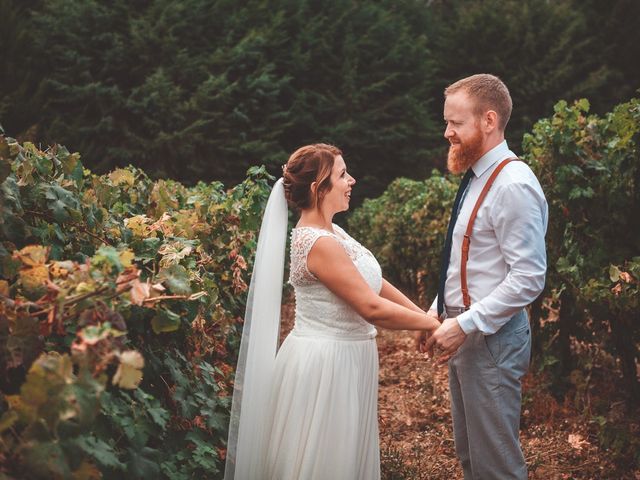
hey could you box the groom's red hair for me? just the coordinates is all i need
[283,143,342,211]
[445,74,512,131]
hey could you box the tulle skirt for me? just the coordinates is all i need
[262,330,380,480]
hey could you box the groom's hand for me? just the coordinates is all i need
[424,317,466,364]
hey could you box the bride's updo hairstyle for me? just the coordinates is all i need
[282,143,342,211]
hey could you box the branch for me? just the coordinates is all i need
[143,294,190,303]
[24,209,113,246]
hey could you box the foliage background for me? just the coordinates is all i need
[1,0,639,203]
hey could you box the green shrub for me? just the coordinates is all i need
[523,98,640,401]
[0,134,272,478]
[348,173,458,304]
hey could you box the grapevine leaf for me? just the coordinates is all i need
[158,264,192,295]
[609,265,621,282]
[113,351,144,389]
[74,435,126,470]
[151,308,181,334]
[15,245,49,266]
[129,278,151,306]
[126,446,161,478]
[43,184,80,223]
[109,168,135,186]
[0,410,18,433]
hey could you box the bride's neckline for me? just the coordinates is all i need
[294,224,334,233]
[293,224,345,239]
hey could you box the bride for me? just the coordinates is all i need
[225,143,440,479]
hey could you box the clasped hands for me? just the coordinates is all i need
[415,312,466,364]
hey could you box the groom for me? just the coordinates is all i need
[421,74,548,479]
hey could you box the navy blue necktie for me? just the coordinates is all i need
[437,169,474,317]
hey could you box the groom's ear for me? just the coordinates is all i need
[484,110,498,133]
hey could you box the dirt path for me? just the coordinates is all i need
[376,328,632,479]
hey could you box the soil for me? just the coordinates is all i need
[376,328,637,480]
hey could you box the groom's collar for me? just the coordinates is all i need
[471,140,513,178]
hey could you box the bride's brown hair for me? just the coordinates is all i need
[282,143,342,210]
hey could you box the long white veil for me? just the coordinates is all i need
[224,178,288,479]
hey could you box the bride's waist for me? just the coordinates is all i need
[290,324,377,341]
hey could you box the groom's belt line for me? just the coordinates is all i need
[445,306,467,317]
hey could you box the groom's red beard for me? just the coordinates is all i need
[447,127,485,174]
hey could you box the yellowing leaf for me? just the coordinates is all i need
[113,350,144,389]
[129,279,151,306]
[124,215,152,238]
[609,265,621,282]
[75,282,96,295]
[15,245,49,266]
[0,279,8,296]
[62,152,81,177]
[109,168,135,186]
[19,264,50,292]
[158,242,193,268]
[50,260,75,279]
[150,180,179,216]
[118,249,135,268]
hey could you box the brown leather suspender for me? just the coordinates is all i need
[460,158,518,309]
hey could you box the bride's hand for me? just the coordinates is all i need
[415,311,440,354]
[415,330,429,352]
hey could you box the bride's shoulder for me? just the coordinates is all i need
[291,226,334,253]
[289,227,340,285]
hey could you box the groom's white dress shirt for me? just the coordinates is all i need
[430,140,548,335]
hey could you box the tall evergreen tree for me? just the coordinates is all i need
[274,0,440,198]
[426,0,617,151]
[0,0,42,134]
[19,0,440,198]
[3,0,638,196]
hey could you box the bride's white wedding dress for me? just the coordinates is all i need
[262,224,382,479]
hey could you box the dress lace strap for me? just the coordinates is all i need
[289,227,335,285]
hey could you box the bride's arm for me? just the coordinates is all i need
[379,279,423,313]
[378,279,440,350]
[307,237,439,331]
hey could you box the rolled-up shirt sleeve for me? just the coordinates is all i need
[456,181,548,335]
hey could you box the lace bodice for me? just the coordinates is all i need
[288,224,382,338]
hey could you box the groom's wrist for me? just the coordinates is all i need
[456,312,476,335]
